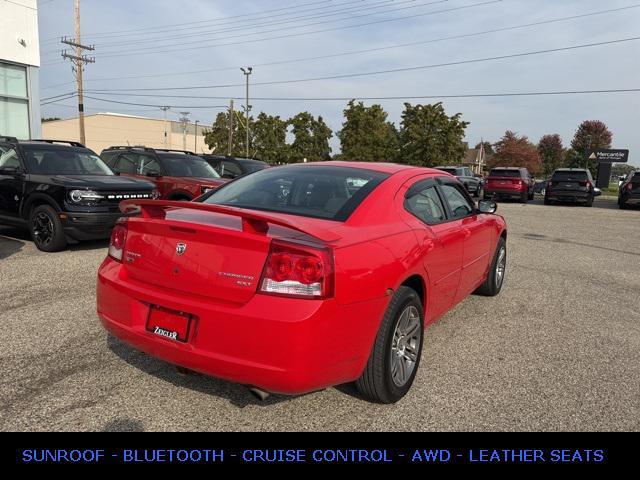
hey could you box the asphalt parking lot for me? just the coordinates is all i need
[1,197,639,432]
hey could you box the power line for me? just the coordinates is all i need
[53,89,640,107]
[84,36,640,94]
[81,0,499,60]
[83,94,228,109]
[39,3,640,90]
[55,0,338,40]
[94,0,420,49]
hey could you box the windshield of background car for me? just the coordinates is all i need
[552,171,588,182]
[22,146,114,175]
[489,169,521,178]
[437,168,458,175]
[160,154,221,178]
[204,165,389,221]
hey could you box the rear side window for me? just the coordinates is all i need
[437,168,457,175]
[204,165,389,221]
[631,173,640,183]
[0,147,20,168]
[489,169,522,178]
[405,185,446,224]
[552,171,588,182]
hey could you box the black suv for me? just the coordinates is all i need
[0,137,156,252]
[200,155,269,179]
[618,170,640,209]
[545,168,596,207]
[434,166,484,197]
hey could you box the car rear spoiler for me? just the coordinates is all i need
[119,199,341,243]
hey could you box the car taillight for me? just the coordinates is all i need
[108,222,128,262]
[547,181,553,187]
[626,183,633,190]
[259,240,334,299]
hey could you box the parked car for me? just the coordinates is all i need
[434,166,484,197]
[200,155,269,179]
[618,170,640,209]
[0,137,156,252]
[97,162,507,403]
[534,177,551,196]
[484,167,535,203]
[100,146,226,200]
[544,168,596,207]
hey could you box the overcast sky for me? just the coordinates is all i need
[37,0,640,165]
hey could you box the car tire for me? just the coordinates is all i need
[521,193,528,204]
[585,196,594,207]
[355,286,424,404]
[619,199,628,210]
[29,204,67,252]
[544,197,551,205]
[474,237,506,297]
[476,186,484,199]
[528,191,534,201]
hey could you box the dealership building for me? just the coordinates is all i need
[42,113,213,155]
[1,0,41,139]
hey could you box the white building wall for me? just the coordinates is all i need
[1,0,41,138]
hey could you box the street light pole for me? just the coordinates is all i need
[240,67,252,158]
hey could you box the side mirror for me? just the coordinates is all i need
[0,165,22,176]
[477,199,497,214]
[593,188,602,197]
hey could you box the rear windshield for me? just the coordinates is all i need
[552,171,588,181]
[22,146,113,176]
[203,165,389,221]
[159,154,221,178]
[631,173,640,183]
[489,169,521,178]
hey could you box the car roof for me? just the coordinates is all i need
[491,166,524,170]
[292,161,431,175]
[435,166,461,169]
[17,142,94,153]
[554,168,588,172]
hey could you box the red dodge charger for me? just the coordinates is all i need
[97,162,507,403]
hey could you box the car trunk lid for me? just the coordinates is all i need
[119,200,340,304]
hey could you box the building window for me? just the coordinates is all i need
[0,62,30,139]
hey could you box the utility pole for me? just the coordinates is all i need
[240,67,252,158]
[179,112,190,151]
[228,99,234,156]
[160,106,170,147]
[61,0,95,146]
[194,120,199,152]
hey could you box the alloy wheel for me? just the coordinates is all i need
[32,212,54,247]
[390,305,421,387]
[495,246,506,289]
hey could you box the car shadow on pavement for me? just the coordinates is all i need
[106,334,300,408]
[68,239,110,252]
[0,228,26,260]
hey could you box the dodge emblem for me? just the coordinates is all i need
[176,242,187,255]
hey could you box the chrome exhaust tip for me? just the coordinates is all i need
[248,386,270,401]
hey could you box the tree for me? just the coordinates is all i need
[398,102,468,166]
[337,100,399,161]
[203,111,239,156]
[567,120,613,175]
[41,117,60,123]
[538,134,565,176]
[252,112,288,164]
[288,112,332,162]
[490,131,542,175]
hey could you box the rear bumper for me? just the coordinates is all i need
[621,193,640,205]
[96,258,387,394]
[62,211,124,241]
[546,191,591,202]
[484,188,526,199]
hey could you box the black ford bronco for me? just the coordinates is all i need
[0,137,157,252]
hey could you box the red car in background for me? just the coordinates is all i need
[97,162,507,403]
[484,167,535,203]
[100,146,227,200]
